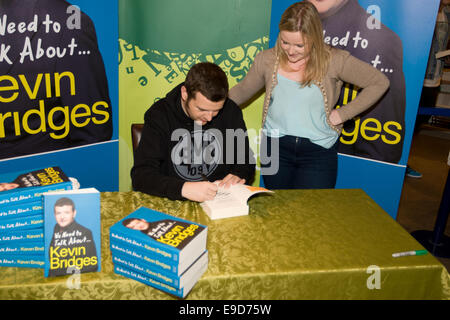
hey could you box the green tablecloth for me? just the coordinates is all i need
[0,189,449,299]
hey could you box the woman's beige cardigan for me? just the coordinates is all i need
[229,47,390,134]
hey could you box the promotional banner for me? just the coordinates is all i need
[0,0,118,191]
[119,0,271,191]
[270,0,439,218]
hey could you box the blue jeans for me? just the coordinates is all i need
[261,135,337,189]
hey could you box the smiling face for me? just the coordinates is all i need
[54,205,76,228]
[125,218,150,231]
[279,30,308,64]
[181,86,225,125]
[277,1,330,82]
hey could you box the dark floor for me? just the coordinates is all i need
[396,123,450,272]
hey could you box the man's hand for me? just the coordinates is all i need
[216,174,246,188]
[181,181,218,202]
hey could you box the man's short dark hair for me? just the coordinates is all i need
[54,197,75,211]
[184,62,229,102]
[122,218,137,227]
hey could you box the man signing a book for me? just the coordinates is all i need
[131,62,255,202]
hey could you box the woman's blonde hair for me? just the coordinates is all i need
[276,1,330,86]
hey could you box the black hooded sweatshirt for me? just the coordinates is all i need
[131,83,255,200]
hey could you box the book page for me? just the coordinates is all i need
[43,188,99,195]
[203,184,272,209]
[203,186,243,209]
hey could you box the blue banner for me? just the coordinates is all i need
[0,0,118,192]
[269,0,439,218]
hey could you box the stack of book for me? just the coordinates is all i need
[0,167,74,269]
[110,207,208,298]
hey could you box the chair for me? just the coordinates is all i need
[131,123,144,151]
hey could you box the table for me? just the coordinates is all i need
[0,189,449,300]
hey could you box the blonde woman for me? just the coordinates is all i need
[229,1,389,189]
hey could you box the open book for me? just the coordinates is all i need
[200,184,273,220]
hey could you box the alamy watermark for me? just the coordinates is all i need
[66,265,81,289]
[170,122,279,180]
[366,265,381,290]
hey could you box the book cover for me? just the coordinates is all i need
[113,260,208,299]
[112,250,208,289]
[0,166,74,206]
[110,242,179,275]
[0,229,44,245]
[43,188,101,277]
[0,241,44,256]
[0,214,43,232]
[0,255,45,268]
[109,207,207,273]
[200,184,273,220]
[0,200,43,220]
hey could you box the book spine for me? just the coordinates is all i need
[0,181,73,206]
[110,241,179,275]
[114,265,185,298]
[112,253,181,288]
[0,241,44,255]
[0,201,43,220]
[109,231,178,263]
[0,255,45,268]
[0,214,44,232]
[0,228,44,244]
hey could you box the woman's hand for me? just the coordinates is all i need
[329,109,343,126]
